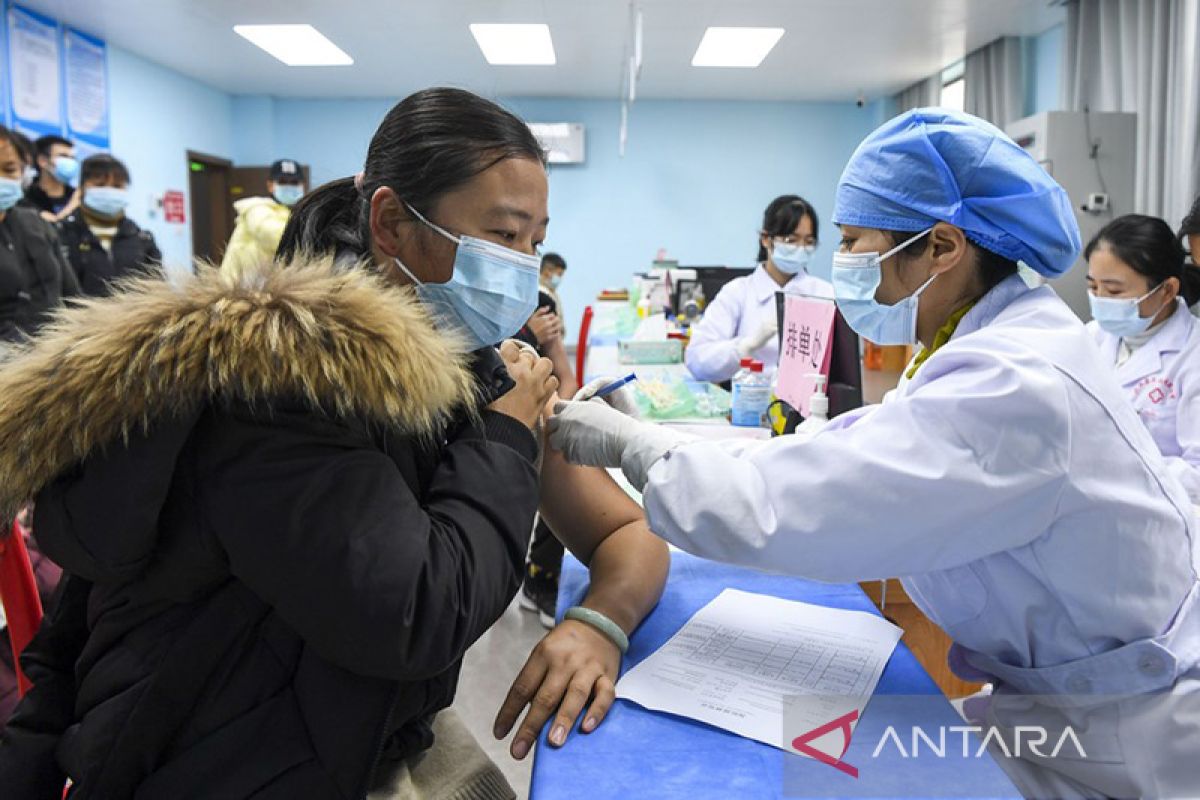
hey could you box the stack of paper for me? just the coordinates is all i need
[616,589,902,760]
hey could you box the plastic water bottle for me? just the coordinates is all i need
[795,374,830,437]
[731,360,771,427]
[731,357,754,386]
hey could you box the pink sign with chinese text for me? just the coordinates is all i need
[776,295,837,416]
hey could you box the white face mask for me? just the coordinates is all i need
[830,228,936,345]
[1088,282,1167,338]
[772,241,816,275]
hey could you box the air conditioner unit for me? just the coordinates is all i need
[1005,111,1136,322]
[528,122,586,164]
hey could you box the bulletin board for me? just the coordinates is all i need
[62,26,109,154]
[4,2,62,138]
[2,1,109,152]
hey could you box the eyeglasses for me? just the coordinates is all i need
[771,235,817,246]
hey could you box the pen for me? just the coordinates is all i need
[593,373,638,399]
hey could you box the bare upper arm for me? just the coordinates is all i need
[536,398,644,564]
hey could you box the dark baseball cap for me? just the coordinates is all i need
[269,159,302,182]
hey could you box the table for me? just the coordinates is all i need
[530,552,1021,799]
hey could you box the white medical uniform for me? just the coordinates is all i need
[685,265,832,382]
[644,275,1200,798]
[1087,299,1200,503]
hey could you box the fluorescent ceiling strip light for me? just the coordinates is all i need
[233,24,353,66]
[469,23,557,65]
[692,27,784,68]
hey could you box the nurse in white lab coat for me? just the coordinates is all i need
[1084,214,1200,503]
[685,195,832,382]
[550,109,1200,799]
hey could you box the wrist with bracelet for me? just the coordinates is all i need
[563,606,629,654]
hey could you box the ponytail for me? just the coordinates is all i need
[279,88,545,267]
[276,177,366,263]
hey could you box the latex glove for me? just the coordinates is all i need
[736,317,778,359]
[574,377,641,418]
[548,400,693,491]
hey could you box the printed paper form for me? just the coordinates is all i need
[616,588,902,755]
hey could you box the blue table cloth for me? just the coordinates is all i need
[530,551,1021,799]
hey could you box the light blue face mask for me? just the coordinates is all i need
[52,156,79,184]
[771,241,815,275]
[83,186,130,217]
[0,177,23,211]
[1088,283,1166,338]
[393,203,541,352]
[273,184,304,207]
[831,228,935,345]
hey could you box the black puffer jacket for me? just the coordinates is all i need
[0,205,79,343]
[0,258,540,799]
[57,212,162,296]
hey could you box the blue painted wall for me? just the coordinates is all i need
[107,46,234,271]
[97,27,1064,317]
[256,95,877,329]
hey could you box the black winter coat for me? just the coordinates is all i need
[0,258,540,799]
[57,212,162,296]
[0,206,79,343]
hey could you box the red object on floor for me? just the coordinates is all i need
[0,519,44,696]
[576,305,594,383]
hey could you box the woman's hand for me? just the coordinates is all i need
[493,618,621,760]
[488,340,559,430]
[526,308,563,346]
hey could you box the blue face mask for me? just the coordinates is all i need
[52,156,79,184]
[771,241,815,275]
[0,177,23,211]
[1088,283,1166,338]
[273,184,304,207]
[83,186,130,217]
[831,228,935,345]
[393,204,541,352]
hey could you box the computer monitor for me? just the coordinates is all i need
[774,292,863,426]
[684,266,755,312]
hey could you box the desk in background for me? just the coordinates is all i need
[530,552,1020,800]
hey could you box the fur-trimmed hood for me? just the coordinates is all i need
[0,256,477,521]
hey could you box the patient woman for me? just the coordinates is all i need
[0,87,667,800]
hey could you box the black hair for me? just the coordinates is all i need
[34,134,72,160]
[278,87,546,262]
[0,125,20,159]
[10,130,33,166]
[885,228,1018,295]
[80,153,131,186]
[1086,213,1200,307]
[541,252,566,271]
[1181,195,1200,244]
[758,195,819,263]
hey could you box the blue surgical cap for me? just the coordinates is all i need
[833,109,1082,277]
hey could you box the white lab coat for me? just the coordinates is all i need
[644,275,1200,798]
[685,265,833,382]
[1087,300,1200,503]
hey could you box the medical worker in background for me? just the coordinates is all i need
[686,195,832,383]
